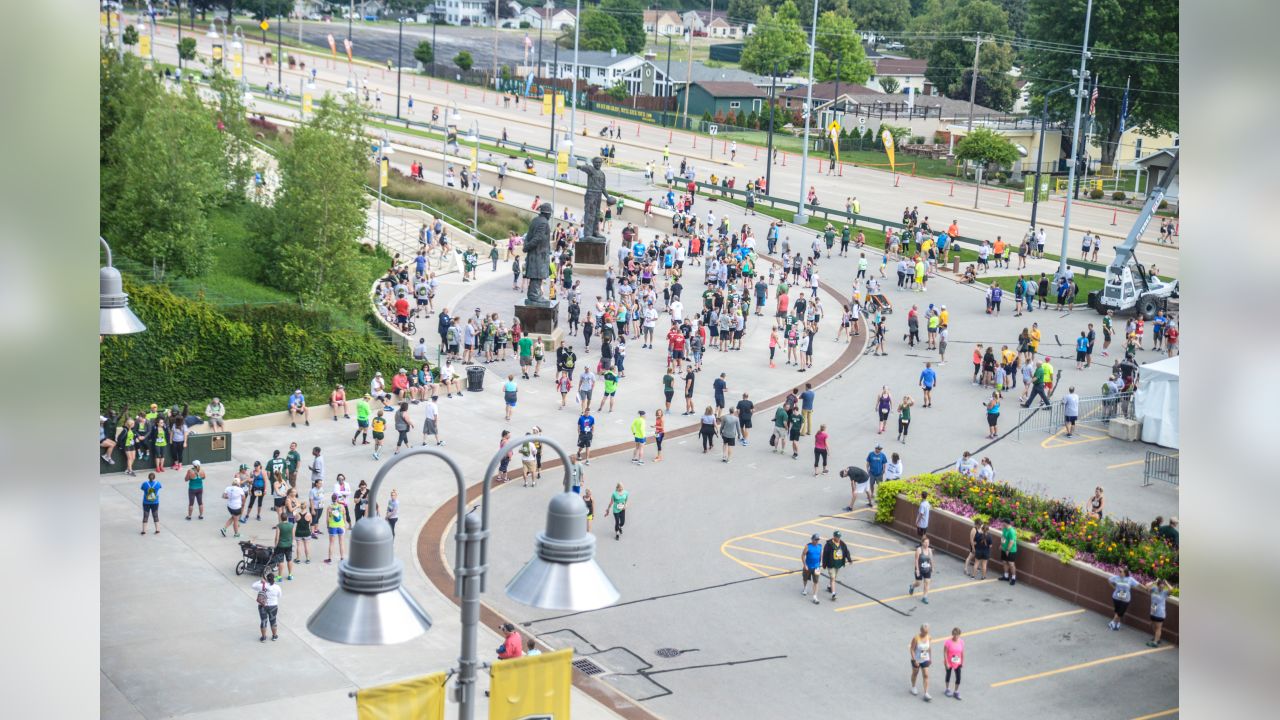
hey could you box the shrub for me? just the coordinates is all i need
[1158,199,1169,209]
[1112,190,1127,201]
[1089,188,1105,199]
[873,473,943,524]
[519,21,531,29]
[1037,538,1077,564]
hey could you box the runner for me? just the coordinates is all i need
[919,362,937,407]
[1107,566,1140,630]
[607,482,629,540]
[1062,386,1080,437]
[897,395,914,444]
[220,478,245,538]
[140,472,162,535]
[653,409,666,462]
[812,424,829,475]
[943,628,965,700]
[393,401,415,455]
[839,465,870,511]
[984,391,1002,439]
[822,530,852,601]
[718,408,742,463]
[800,533,823,605]
[422,395,444,446]
[271,510,296,582]
[866,444,888,501]
[324,494,349,564]
[251,573,282,643]
[875,386,893,434]
[576,408,595,465]
[999,521,1019,585]
[909,624,933,701]
[630,410,647,465]
[909,536,934,603]
[1147,578,1172,647]
[184,460,206,520]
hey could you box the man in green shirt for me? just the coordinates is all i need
[1000,524,1019,586]
[272,511,296,580]
[285,442,301,486]
[771,406,789,454]
[598,369,619,413]
[661,369,675,411]
[629,410,647,465]
[787,407,803,459]
[353,394,372,445]
[267,450,287,486]
[518,335,535,379]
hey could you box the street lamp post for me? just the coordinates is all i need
[766,62,777,195]
[662,34,673,129]
[469,121,481,233]
[1058,0,1095,281]
[176,1,183,71]
[1030,84,1073,232]
[444,102,461,186]
[307,439,618,720]
[396,16,404,118]
[276,12,283,89]
[100,237,146,335]
[376,130,393,248]
[568,0,582,149]
[795,0,820,224]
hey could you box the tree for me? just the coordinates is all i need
[994,0,1029,37]
[1024,0,1178,167]
[606,81,628,102]
[954,127,1020,168]
[879,76,900,93]
[384,0,431,14]
[740,2,808,74]
[265,97,370,309]
[122,24,139,46]
[727,0,764,23]
[851,0,911,33]
[454,50,473,72]
[915,0,1018,112]
[577,10,626,53]
[814,11,874,83]
[178,37,198,61]
[601,0,646,54]
[244,0,293,20]
[100,52,232,277]
[413,39,434,68]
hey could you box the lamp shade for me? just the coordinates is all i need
[506,492,619,611]
[307,517,432,644]
[100,265,146,335]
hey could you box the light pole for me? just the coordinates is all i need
[307,439,618,720]
[795,0,819,224]
[1030,84,1073,232]
[276,11,283,89]
[176,1,183,71]
[766,62,777,195]
[1058,0,1094,281]
[568,0,582,149]
[662,34,673,128]
[376,130,393,248]
[444,101,461,185]
[206,17,227,69]
[469,121,481,233]
[100,237,147,335]
[396,15,405,118]
[537,1,552,79]
[432,6,438,76]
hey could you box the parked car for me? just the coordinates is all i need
[885,41,905,50]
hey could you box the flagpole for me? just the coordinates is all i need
[1082,74,1098,195]
[1116,75,1130,182]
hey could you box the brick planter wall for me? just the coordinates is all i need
[888,495,1179,644]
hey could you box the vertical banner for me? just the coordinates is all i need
[212,44,224,65]
[327,33,337,56]
[827,120,841,166]
[542,92,552,115]
[470,145,478,174]
[100,12,107,26]
[881,129,896,174]
[355,672,447,720]
[344,37,354,62]
[554,93,564,116]
[1023,174,1048,202]
[556,151,568,176]
[138,34,151,58]
[488,648,573,720]
[232,52,243,79]
[380,158,390,188]
[302,92,313,114]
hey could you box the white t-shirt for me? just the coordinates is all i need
[885,461,903,480]
[252,580,282,607]
[917,499,931,528]
[670,300,684,322]
[225,485,246,511]
[442,365,456,382]
[424,401,439,422]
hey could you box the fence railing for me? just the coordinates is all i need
[1015,390,1135,440]
[1143,450,1180,487]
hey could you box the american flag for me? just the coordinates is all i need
[1088,82,1098,116]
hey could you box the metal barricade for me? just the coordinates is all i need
[1015,391,1133,440]
[1143,450,1180,486]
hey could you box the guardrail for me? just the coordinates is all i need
[1143,450,1179,487]
[1015,389,1135,441]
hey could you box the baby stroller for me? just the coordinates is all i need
[236,541,276,576]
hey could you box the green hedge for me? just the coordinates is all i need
[100,281,407,416]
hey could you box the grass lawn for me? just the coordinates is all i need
[981,272,1106,298]
[714,129,960,180]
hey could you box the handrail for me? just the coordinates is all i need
[363,184,501,248]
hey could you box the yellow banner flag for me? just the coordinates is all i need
[470,145,478,174]
[138,34,151,57]
[232,52,243,79]
[355,672,448,720]
[542,93,552,116]
[554,93,564,116]
[489,648,573,720]
[828,120,840,166]
[556,151,568,176]
[881,129,896,174]
[302,92,313,114]
[100,12,107,26]
[380,158,390,188]
[212,44,223,64]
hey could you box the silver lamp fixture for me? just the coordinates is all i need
[99,237,146,335]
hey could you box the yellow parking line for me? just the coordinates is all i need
[1131,708,1178,720]
[989,645,1174,687]
[834,578,993,610]
[826,526,913,545]
[1041,427,1108,449]
[961,609,1085,638]
[741,561,792,574]
[725,545,800,562]
[721,509,874,576]
[778,528,815,537]
[750,536,805,549]
[1108,453,1177,470]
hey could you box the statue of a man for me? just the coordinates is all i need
[522,203,553,305]
[576,156,612,241]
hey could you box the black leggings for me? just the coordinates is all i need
[613,509,626,533]
[170,441,184,464]
[655,433,664,452]
[814,448,827,468]
[700,426,715,450]
[244,492,266,517]
[899,418,910,437]
[396,430,411,448]
[946,666,961,686]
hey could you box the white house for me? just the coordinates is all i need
[437,0,491,26]
[681,10,746,38]
[644,9,684,36]
[541,49,646,91]
[866,57,935,96]
[519,5,575,30]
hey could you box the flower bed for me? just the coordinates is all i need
[875,472,1179,586]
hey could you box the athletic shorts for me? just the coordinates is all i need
[273,546,293,563]
[142,505,159,521]
[664,390,674,403]
[228,506,242,517]
[424,419,438,435]
[1001,549,1018,563]
[802,567,821,583]
[1113,598,1130,617]
[916,526,928,537]
[1150,614,1165,623]
[577,432,593,449]
[741,418,752,429]
[1065,415,1078,424]
[188,489,204,504]
[372,431,385,440]
[722,436,736,446]
[1076,350,1087,361]
[633,437,645,445]
[358,419,370,428]
[671,350,684,360]
[520,356,532,366]
[328,526,345,536]
[912,659,932,669]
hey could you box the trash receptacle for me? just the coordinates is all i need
[466,366,485,392]
[952,257,960,274]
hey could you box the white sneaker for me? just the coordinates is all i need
[812,596,820,605]
[923,693,932,702]
[910,686,918,696]
[801,588,808,596]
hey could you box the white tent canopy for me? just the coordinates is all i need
[1135,355,1179,449]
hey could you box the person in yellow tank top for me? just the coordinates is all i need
[325,493,349,564]
[371,412,387,461]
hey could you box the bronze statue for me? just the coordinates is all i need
[522,203,553,305]
[576,156,613,242]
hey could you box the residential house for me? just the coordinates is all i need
[643,9,684,37]
[675,81,767,119]
[519,5,575,30]
[867,57,935,96]
[660,60,772,97]
[439,0,491,26]
[1131,147,1179,199]
[779,81,884,111]
[681,10,747,39]
[541,50,648,92]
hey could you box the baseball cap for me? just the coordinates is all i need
[239,463,249,470]
[399,368,407,373]
[833,530,842,538]
[874,443,883,449]
[810,533,821,541]
[99,415,107,422]
[192,460,201,466]
[375,371,383,376]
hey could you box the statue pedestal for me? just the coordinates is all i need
[573,238,608,276]
[515,299,559,336]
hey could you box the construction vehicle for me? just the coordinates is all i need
[1088,148,1179,319]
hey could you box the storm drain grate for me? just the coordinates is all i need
[654,648,682,658]
[573,658,608,676]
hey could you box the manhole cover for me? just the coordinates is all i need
[655,648,681,658]
[572,658,608,676]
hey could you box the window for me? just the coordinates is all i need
[753,99,762,112]
[729,101,741,109]
[1134,138,1143,156]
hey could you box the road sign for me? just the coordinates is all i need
[260,20,270,31]
[709,124,718,136]
[858,116,866,126]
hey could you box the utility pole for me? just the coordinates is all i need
[1059,0,1095,280]
[396,16,404,118]
[276,12,282,88]
[766,62,777,195]
[682,23,692,129]
[349,0,353,42]
[550,41,559,159]
[964,34,983,133]
[493,0,500,89]
[1078,72,1099,199]
[177,1,184,71]
[663,34,674,128]
[569,0,582,146]
[795,0,819,224]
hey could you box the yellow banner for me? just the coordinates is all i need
[828,121,840,166]
[489,648,573,720]
[881,129,896,174]
[556,151,568,175]
[469,145,478,174]
[100,12,107,26]
[138,34,151,57]
[555,93,564,116]
[232,52,243,79]
[302,92,313,114]
[380,158,390,188]
[542,93,552,115]
[212,44,223,64]
[355,671,447,720]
